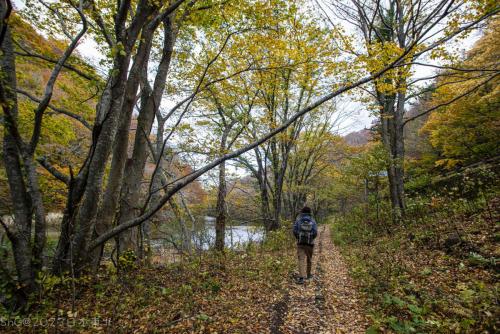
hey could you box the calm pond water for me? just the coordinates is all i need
[152,216,264,252]
[199,219,264,249]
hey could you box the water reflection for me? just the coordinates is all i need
[198,220,264,249]
[152,216,264,253]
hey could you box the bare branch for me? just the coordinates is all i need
[16,89,92,130]
[37,156,70,185]
[89,0,115,48]
[151,0,190,27]
[413,7,500,59]
[14,48,99,82]
[29,0,88,154]
[39,0,74,40]
[403,72,499,126]
[398,61,500,73]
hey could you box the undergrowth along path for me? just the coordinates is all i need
[272,225,368,334]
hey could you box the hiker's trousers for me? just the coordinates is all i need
[297,244,314,278]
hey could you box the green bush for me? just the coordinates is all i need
[262,225,294,251]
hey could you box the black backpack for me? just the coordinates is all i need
[297,217,315,245]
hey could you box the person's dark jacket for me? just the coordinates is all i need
[293,213,318,241]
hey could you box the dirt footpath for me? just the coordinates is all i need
[271,225,368,334]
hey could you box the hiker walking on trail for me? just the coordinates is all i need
[293,206,318,284]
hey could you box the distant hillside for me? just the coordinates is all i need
[343,128,371,147]
[1,15,101,212]
[403,92,434,161]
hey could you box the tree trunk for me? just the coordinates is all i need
[271,175,282,230]
[393,91,406,214]
[252,148,273,230]
[55,1,156,272]
[259,182,273,230]
[379,91,406,223]
[269,138,283,230]
[215,134,228,251]
[23,157,47,271]
[70,52,132,270]
[91,30,155,266]
[169,198,191,253]
[116,15,176,257]
[0,18,37,302]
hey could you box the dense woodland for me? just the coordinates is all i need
[0,0,498,333]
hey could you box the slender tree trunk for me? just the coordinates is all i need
[179,190,196,251]
[379,91,406,223]
[169,198,191,253]
[215,133,228,251]
[393,91,406,213]
[252,148,273,230]
[269,139,282,230]
[179,190,196,226]
[271,153,290,230]
[24,157,46,271]
[52,172,87,274]
[271,175,282,230]
[259,182,272,230]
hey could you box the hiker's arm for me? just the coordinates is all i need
[293,220,299,238]
[312,221,318,239]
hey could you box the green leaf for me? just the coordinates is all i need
[408,304,422,315]
[366,325,380,334]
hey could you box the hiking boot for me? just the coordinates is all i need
[295,277,304,285]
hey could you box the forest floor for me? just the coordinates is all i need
[3,201,497,333]
[3,225,370,334]
[332,196,500,333]
[271,225,368,334]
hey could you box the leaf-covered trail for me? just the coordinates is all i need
[272,225,368,334]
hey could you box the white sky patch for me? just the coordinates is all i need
[13,0,25,10]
